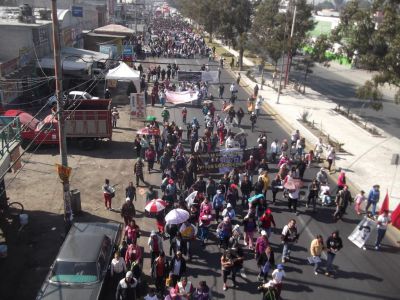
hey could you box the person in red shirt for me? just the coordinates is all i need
[152,252,168,297]
[259,209,276,238]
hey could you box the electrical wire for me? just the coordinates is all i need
[1,76,104,185]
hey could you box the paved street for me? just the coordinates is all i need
[290,63,400,138]
[131,55,400,300]
[1,54,399,300]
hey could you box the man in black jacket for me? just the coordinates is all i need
[325,231,343,276]
[169,251,187,287]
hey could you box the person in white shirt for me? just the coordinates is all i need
[222,203,236,220]
[143,288,158,300]
[375,210,391,250]
[262,264,285,298]
[255,96,263,116]
[225,135,235,149]
[111,252,127,289]
[270,139,280,162]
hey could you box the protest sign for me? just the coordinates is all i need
[348,216,376,248]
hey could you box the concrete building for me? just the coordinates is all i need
[0,3,107,105]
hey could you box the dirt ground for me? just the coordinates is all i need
[0,104,153,300]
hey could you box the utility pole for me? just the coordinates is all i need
[51,0,72,233]
[284,1,297,87]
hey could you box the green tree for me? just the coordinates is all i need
[250,0,286,69]
[332,0,400,107]
[294,34,332,93]
[171,0,222,42]
[218,0,253,70]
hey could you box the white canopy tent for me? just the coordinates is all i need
[105,62,140,92]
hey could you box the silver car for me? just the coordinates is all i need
[36,222,122,300]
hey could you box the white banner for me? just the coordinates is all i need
[165,90,199,105]
[129,93,146,119]
[348,216,376,248]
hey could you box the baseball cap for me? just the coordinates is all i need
[277,264,284,270]
[261,230,267,236]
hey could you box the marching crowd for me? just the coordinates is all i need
[101,15,391,300]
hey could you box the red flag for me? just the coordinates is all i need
[391,204,400,230]
[379,191,390,215]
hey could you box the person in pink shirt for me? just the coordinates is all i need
[255,230,269,259]
[125,219,140,245]
[354,190,366,215]
[336,170,346,193]
[125,242,142,269]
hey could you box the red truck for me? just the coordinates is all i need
[4,100,112,150]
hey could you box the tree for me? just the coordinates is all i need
[250,0,314,84]
[218,0,253,70]
[250,0,287,69]
[294,34,332,93]
[332,0,400,108]
[171,0,222,42]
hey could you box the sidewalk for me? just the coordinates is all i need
[216,42,400,240]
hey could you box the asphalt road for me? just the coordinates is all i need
[3,55,398,300]
[290,64,400,138]
[128,55,400,300]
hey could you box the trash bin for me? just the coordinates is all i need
[70,189,82,215]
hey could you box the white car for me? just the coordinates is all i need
[47,91,99,106]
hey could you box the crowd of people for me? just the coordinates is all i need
[102,14,392,300]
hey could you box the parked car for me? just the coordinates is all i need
[47,91,99,106]
[36,222,122,300]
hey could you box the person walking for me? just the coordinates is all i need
[193,281,212,300]
[306,179,320,212]
[234,107,243,127]
[366,184,380,217]
[134,158,146,187]
[169,251,187,287]
[218,83,225,98]
[354,190,366,215]
[325,231,343,277]
[175,276,194,300]
[326,146,336,172]
[152,252,168,297]
[309,235,324,275]
[243,213,257,250]
[115,271,138,300]
[121,198,136,226]
[198,208,212,247]
[375,210,391,250]
[145,145,156,173]
[221,250,236,291]
[255,230,269,259]
[111,251,127,290]
[257,246,275,282]
[259,209,276,238]
[333,185,352,221]
[281,219,299,263]
[212,190,225,222]
[112,107,120,128]
[102,178,114,210]
[148,230,164,265]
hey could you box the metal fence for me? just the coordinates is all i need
[0,116,21,159]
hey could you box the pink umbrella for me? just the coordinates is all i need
[137,127,160,136]
[283,179,303,190]
[145,199,167,213]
